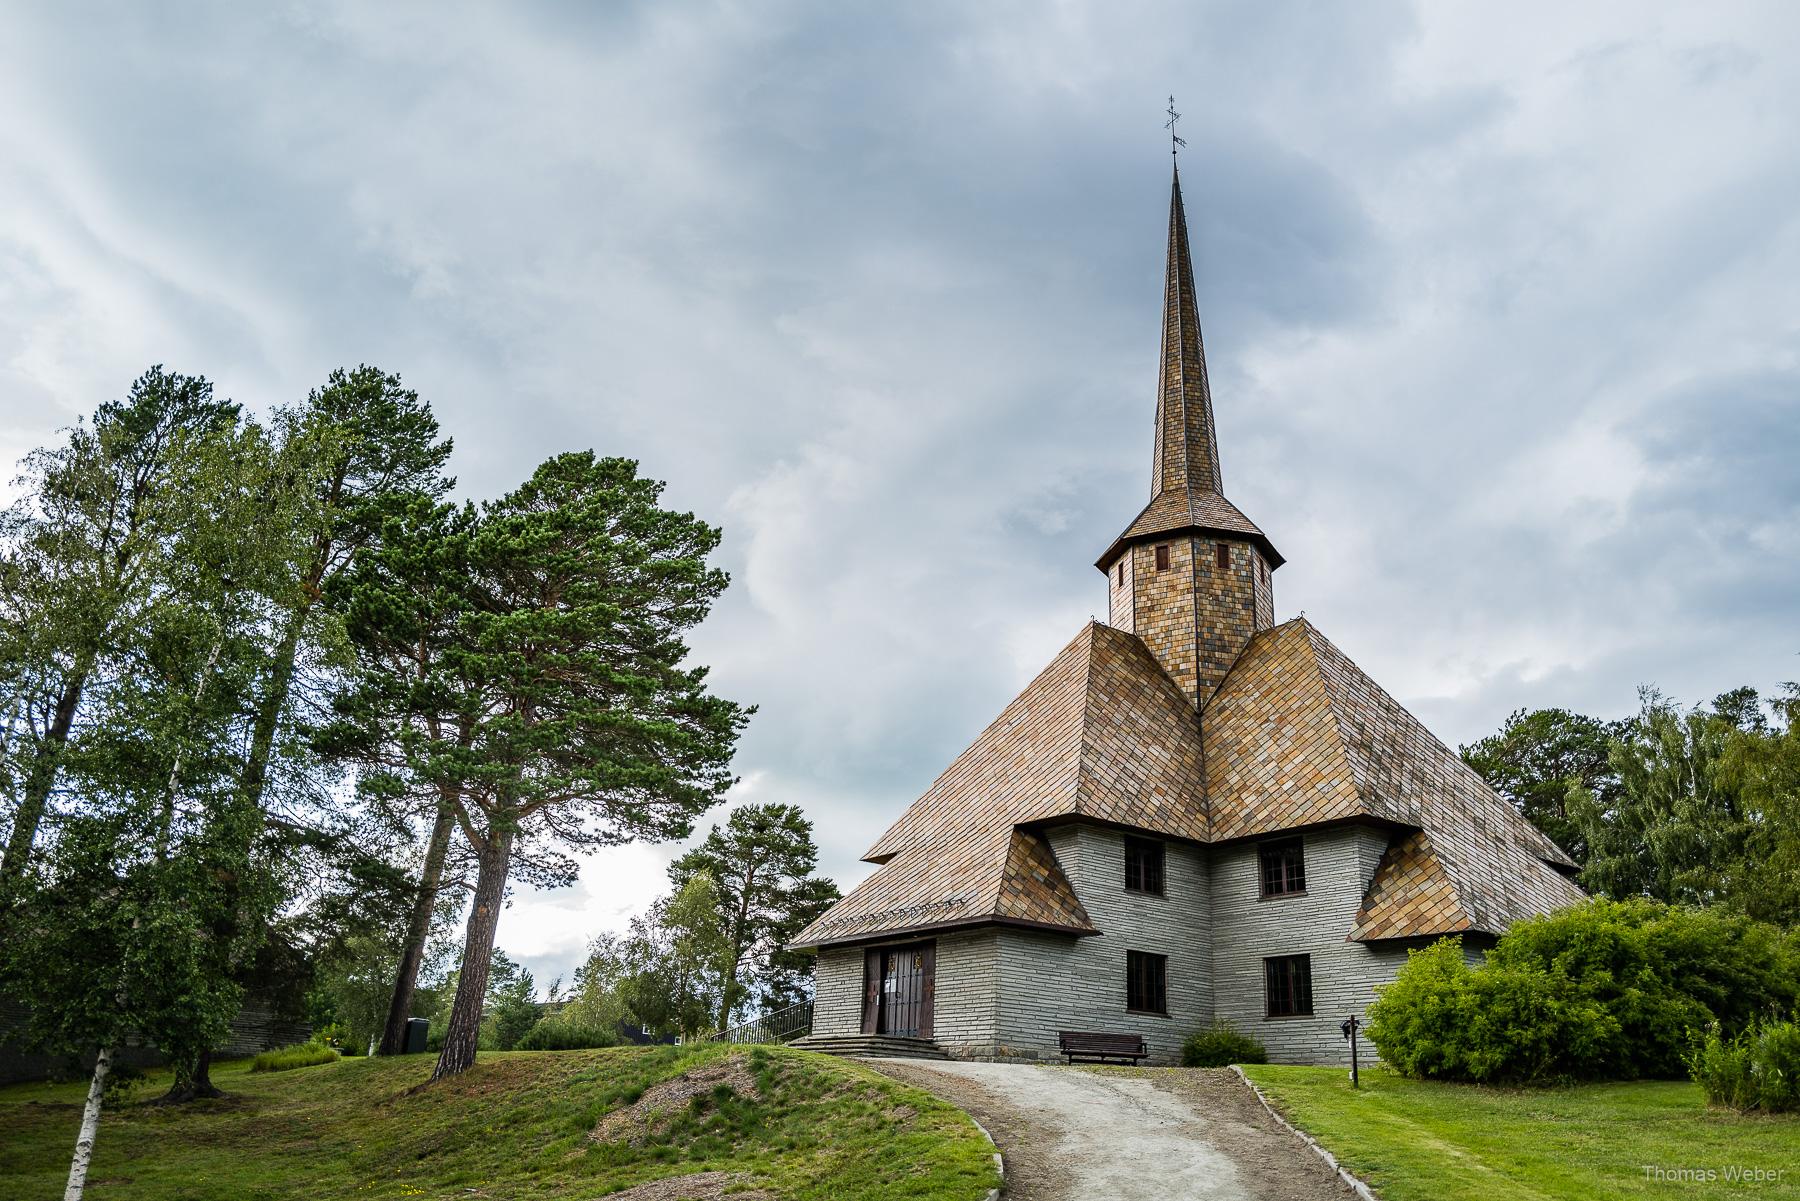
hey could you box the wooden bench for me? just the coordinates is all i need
[1057,1030,1148,1064]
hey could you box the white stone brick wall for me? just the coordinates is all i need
[807,821,1477,1067]
[809,929,1000,1055]
[1210,824,1403,1064]
[982,824,1213,1065]
[812,946,866,1036]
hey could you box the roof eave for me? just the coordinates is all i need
[1094,523,1285,573]
[787,913,1101,953]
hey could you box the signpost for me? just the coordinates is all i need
[1339,1015,1361,1088]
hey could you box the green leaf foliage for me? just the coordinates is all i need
[1690,1016,1800,1114]
[669,801,840,1030]
[1366,900,1800,1084]
[1180,1020,1268,1067]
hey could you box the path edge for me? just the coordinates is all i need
[1228,1065,1378,1201]
[967,1112,1004,1201]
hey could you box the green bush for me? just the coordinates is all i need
[1691,1018,1800,1113]
[251,1041,341,1073]
[516,1015,622,1051]
[1366,900,1800,1084]
[1365,939,1616,1084]
[1181,1020,1267,1067]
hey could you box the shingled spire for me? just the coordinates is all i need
[1154,165,1224,496]
[1099,159,1283,712]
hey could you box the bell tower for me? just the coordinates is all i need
[1097,163,1282,712]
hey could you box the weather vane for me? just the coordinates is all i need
[1165,95,1186,158]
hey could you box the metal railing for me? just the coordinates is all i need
[706,999,813,1045]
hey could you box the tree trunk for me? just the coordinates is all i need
[2,670,87,880]
[238,610,305,811]
[168,610,305,1101]
[63,1046,109,1201]
[159,1047,220,1104]
[379,788,458,1055]
[432,825,514,1080]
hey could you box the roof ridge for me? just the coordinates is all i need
[1072,621,1103,820]
[1297,620,1574,867]
[859,621,1101,863]
[1287,621,1372,822]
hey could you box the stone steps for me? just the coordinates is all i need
[790,1033,951,1060]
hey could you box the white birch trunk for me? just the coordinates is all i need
[64,1046,110,1201]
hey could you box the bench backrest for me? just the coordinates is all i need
[1058,1030,1146,1053]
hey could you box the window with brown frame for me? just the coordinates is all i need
[1117,561,1125,585]
[1154,544,1171,571]
[1215,542,1230,570]
[1127,950,1168,1014]
[1259,837,1306,897]
[1265,954,1312,1017]
[1124,837,1164,895]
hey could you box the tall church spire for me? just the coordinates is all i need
[1153,164,1224,496]
[1097,155,1284,713]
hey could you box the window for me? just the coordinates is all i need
[1265,954,1312,1017]
[1127,950,1168,1014]
[1124,837,1165,895]
[1154,544,1171,571]
[1116,561,1125,585]
[1215,542,1230,570]
[1259,837,1306,897]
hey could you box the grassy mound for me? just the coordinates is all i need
[251,1042,341,1073]
[0,1044,998,1200]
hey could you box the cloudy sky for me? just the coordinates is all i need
[3,2,1796,990]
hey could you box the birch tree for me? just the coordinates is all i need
[0,367,237,882]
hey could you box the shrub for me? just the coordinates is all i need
[1486,899,1798,1078]
[1366,939,1618,1084]
[251,1041,341,1073]
[516,1015,622,1051]
[1366,900,1800,1085]
[1691,1018,1800,1113]
[1181,1020,1267,1067]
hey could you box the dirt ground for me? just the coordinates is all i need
[864,1059,1354,1201]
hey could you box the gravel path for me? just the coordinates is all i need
[865,1059,1354,1201]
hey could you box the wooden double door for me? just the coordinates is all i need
[860,941,935,1038]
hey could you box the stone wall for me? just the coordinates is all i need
[0,997,312,1086]
[811,946,866,1036]
[984,824,1212,1064]
[810,929,1000,1056]
[1209,824,1400,1064]
[1108,546,1135,631]
[814,822,1480,1067]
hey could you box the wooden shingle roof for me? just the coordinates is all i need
[791,622,1201,947]
[1206,618,1585,938]
[793,616,1583,949]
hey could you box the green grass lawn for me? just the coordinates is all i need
[1240,1064,1800,1201]
[0,1043,999,1200]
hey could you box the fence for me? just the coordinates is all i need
[705,999,813,1045]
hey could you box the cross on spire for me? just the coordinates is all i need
[1165,95,1186,158]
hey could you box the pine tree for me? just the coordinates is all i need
[369,452,747,1080]
[669,802,839,1031]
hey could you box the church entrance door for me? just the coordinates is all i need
[860,941,935,1039]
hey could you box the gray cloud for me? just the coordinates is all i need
[3,0,1796,988]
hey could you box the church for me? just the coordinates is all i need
[790,165,1585,1066]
